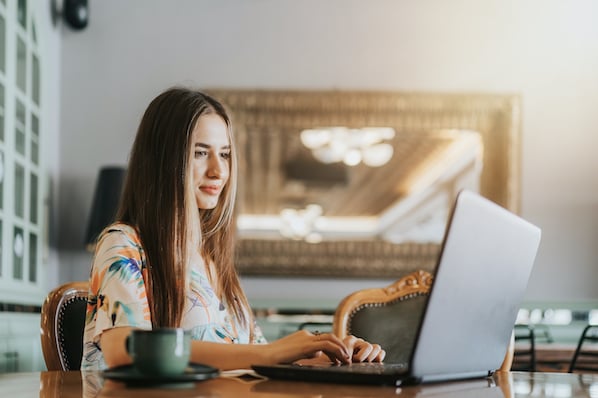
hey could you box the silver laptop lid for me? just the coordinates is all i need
[410,190,541,381]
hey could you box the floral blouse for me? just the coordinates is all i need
[81,223,266,370]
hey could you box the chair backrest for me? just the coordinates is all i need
[569,324,598,373]
[333,270,433,364]
[512,324,537,371]
[332,269,514,371]
[40,281,89,371]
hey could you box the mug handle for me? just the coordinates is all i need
[125,334,134,358]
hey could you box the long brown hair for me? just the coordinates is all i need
[117,87,250,329]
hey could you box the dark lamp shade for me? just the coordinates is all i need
[85,167,126,251]
[64,0,89,30]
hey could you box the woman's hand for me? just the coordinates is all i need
[343,335,386,363]
[263,330,351,365]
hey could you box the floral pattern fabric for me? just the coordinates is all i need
[81,223,266,370]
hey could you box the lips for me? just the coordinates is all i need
[199,185,221,195]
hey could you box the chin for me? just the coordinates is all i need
[196,198,219,210]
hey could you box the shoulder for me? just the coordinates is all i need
[95,223,144,253]
[98,222,142,246]
[93,223,145,270]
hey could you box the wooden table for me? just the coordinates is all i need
[2,369,598,397]
[534,343,579,372]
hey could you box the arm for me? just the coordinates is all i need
[93,228,379,369]
[101,328,352,370]
[100,327,134,368]
[84,226,152,370]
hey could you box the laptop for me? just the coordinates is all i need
[252,190,541,386]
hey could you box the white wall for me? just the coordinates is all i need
[58,0,598,303]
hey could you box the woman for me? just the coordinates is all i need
[82,87,385,370]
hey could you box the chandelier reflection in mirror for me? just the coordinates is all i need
[300,127,395,167]
[279,204,323,243]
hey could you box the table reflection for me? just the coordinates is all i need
[509,372,598,398]
[0,370,597,397]
[38,370,509,398]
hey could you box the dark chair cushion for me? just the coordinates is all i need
[58,296,88,370]
[349,294,428,364]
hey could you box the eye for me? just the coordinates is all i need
[220,151,231,160]
[194,150,208,158]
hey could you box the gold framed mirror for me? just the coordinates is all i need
[207,89,521,278]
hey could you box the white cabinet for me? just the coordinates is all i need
[0,312,45,372]
[0,0,51,374]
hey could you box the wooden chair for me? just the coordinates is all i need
[333,270,433,365]
[333,270,514,371]
[40,281,89,370]
[569,324,598,373]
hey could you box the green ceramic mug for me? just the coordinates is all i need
[126,328,191,377]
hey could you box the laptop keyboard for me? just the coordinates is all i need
[293,361,408,375]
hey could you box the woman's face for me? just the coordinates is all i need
[190,113,231,209]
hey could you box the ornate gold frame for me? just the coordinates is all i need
[207,89,521,278]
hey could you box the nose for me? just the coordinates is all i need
[207,155,224,178]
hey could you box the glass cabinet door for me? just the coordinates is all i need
[0,0,45,304]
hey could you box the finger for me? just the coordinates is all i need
[323,350,350,365]
[318,333,350,353]
[365,344,383,362]
[324,332,349,346]
[323,354,343,365]
[309,339,351,364]
[309,351,340,365]
[343,335,361,351]
[304,334,343,352]
[375,349,387,362]
[353,343,373,362]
